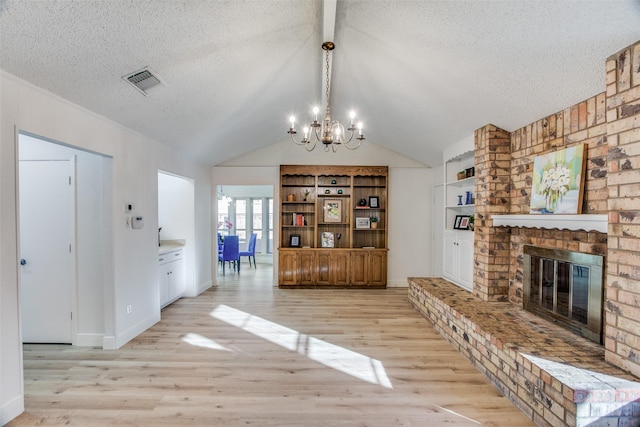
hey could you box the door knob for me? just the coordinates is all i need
[20,259,26,265]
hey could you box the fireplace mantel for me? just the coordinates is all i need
[492,214,607,233]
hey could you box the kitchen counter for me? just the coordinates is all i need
[159,239,185,254]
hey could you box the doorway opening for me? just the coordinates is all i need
[158,171,196,297]
[216,185,274,282]
[18,132,113,347]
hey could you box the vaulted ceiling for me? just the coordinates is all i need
[1,1,639,167]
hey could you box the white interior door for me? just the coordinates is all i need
[19,159,75,343]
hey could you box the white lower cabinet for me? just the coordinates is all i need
[443,230,474,291]
[158,249,185,308]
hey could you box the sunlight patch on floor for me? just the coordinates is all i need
[210,304,393,388]
[182,332,232,351]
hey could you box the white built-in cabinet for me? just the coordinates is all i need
[442,148,475,291]
[158,248,185,308]
[442,230,474,291]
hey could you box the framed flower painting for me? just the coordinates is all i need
[530,144,586,214]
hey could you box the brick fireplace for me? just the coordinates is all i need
[410,39,640,426]
[474,39,640,379]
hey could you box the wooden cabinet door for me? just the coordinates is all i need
[297,251,316,285]
[350,251,368,286]
[331,252,351,286]
[368,251,387,286]
[279,250,297,285]
[316,251,332,285]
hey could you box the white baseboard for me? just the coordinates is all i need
[115,312,160,349]
[386,280,409,288]
[1,394,24,426]
[195,279,212,296]
[102,335,116,350]
[75,333,104,347]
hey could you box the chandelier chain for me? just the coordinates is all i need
[325,49,331,106]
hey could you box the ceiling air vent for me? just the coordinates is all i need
[123,67,162,96]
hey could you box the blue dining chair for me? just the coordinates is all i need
[218,235,239,276]
[239,233,257,269]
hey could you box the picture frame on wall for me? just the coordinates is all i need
[369,196,379,208]
[529,143,586,215]
[289,234,301,247]
[355,217,370,229]
[321,232,335,248]
[323,199,342,222]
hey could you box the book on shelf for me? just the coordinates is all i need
[362,246,375,249]
[355,206,370,209]
[292,213,305,227]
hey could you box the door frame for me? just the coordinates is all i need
[16,130,115,349]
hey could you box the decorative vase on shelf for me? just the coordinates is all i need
[457,195,463,206]
[465,191,473,205]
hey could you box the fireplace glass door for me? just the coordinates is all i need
[524,246,603,344]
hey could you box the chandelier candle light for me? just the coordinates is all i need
[288,42,365,152]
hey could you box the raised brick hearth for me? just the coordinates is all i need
[408,277,640,427]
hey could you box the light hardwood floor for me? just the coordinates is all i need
[9,262,533,426]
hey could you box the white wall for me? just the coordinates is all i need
[0,70,213,424]
[388,167,432,286]
[215,139,434,287]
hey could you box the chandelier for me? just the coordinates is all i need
[288,41,365,152]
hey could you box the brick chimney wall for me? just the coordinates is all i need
[604,41,640,377]
[506,93,609,304]
[473,125,511,302]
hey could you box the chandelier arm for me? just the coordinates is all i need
[304,139,317,151]
[343,136,362,150]
[289,133,308,146]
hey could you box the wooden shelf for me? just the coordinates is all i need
[279,165,389,287]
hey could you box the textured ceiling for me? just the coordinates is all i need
[1,0,639,167]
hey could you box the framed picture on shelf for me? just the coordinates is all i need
[289,234,301,247]
[369,196,379,208]
[323,199,342,222]
[355,217,370,229]
[321,232,335,248]
[454,215,471,230]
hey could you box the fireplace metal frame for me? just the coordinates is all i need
[523,246,604,344]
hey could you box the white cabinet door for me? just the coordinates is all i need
[442,231,458,281]
[442,230,474,291]
[457,234,474,291]
[168,258,185,302]
[158,261,170,306]
[159,249,184,308]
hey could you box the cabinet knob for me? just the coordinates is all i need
[20,258,27,265]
